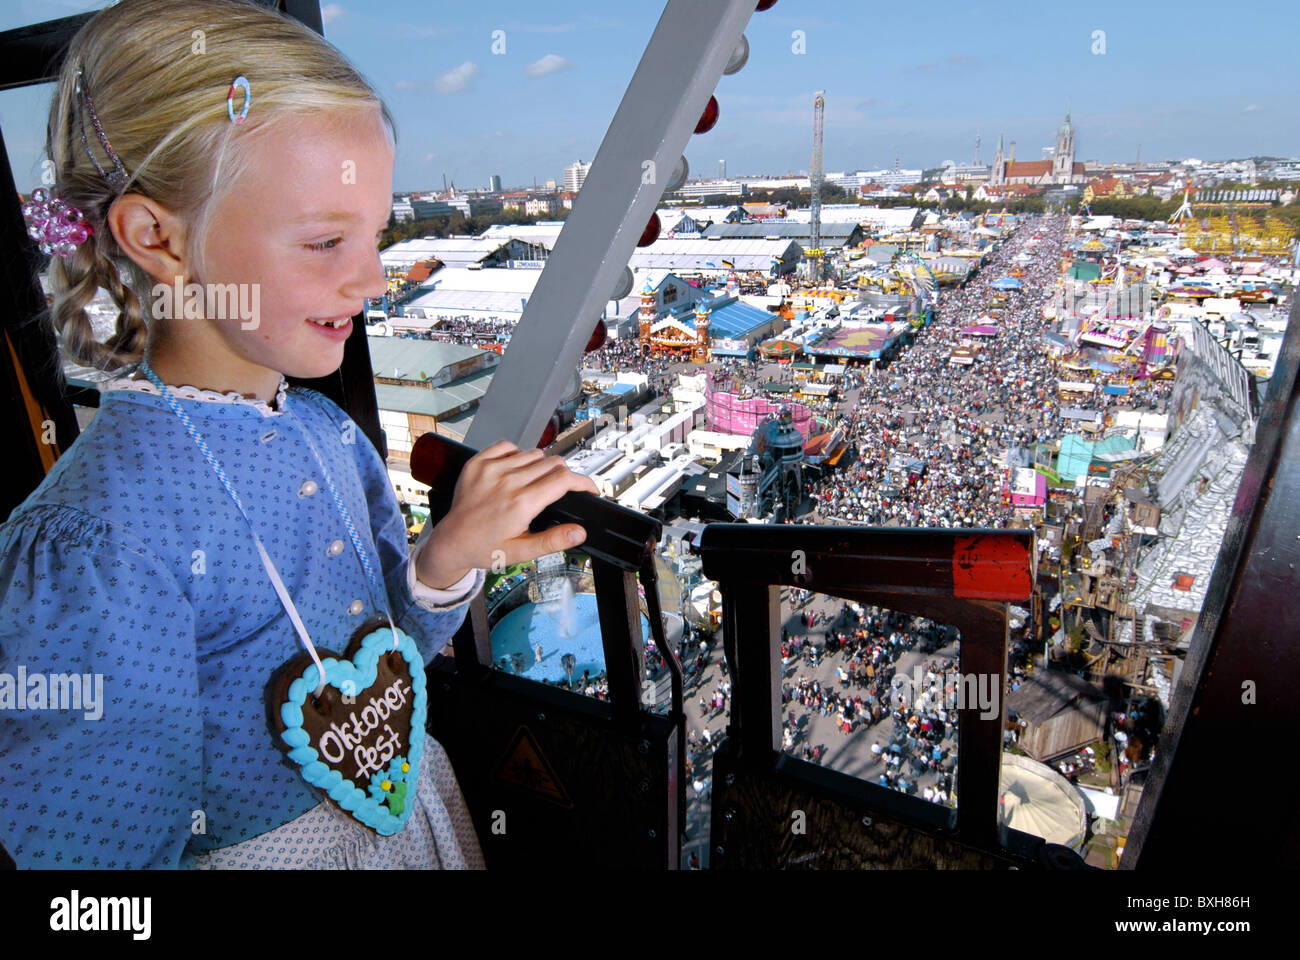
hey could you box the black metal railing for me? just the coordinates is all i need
[694,523,1087,868]
[411,433,686,868]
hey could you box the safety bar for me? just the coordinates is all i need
[694,524,1034,851]
[410,432,669,729]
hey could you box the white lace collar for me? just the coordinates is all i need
[103,373,290,418]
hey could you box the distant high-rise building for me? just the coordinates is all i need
[719,159,726,179]
[489,174,502,192]
[564,160,592,193]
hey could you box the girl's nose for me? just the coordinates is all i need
[343,247,388,302]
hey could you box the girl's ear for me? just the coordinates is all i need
[107,194,190,288]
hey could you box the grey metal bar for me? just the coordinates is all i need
[465,0,755,449]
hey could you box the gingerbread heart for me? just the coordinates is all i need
[267,618,427,835]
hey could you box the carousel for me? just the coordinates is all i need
[759,335,804,362]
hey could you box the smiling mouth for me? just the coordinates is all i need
[307,316,352,328]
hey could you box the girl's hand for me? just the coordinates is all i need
[414,440,600,590]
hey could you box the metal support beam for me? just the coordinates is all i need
[465,0,754,449]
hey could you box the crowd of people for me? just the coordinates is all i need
[381,314,516,349]
[775,590,963,803]
[802,215,1173,528]
[809,217,1066,526]
[583,332,679,381]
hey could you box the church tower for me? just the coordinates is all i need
[990,133,1005,186]
[1053,112,1075,183]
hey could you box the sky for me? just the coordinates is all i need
[4,0,1298,194]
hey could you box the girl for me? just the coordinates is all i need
[0,0,597,868]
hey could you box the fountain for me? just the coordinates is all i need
[490,552,650,685]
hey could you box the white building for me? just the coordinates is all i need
[564,159,592,193]
[674,179,745,198]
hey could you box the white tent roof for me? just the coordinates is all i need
[998,752,1088,850]
[416,266,541,293]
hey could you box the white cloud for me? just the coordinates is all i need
[321,3,345,25]
[504,22,578,34]
[435,62,480,93]
[394,80,417,91]
[1243,103,1262,112]
[524,54,573,77]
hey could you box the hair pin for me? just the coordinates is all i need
[228,76,251,124]
[73,67,129,191]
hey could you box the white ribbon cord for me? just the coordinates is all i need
[136,358,400,698]
[254,536,329,698]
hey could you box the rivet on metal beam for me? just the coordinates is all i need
[610,265,634,300]
[723,34,749,74]
[666,155,689,192]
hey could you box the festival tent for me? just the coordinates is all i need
[998,753,1088,851]
[961,324,999,337]
[1198,258,1228,271]
[1056,434,1096,484]
[990,277,1022,290]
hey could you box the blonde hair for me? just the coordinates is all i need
[41,0,396,372]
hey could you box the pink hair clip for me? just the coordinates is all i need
[22,187,93,258]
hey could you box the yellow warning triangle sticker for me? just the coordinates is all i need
[492,725,574,809]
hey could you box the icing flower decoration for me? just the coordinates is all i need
[368,755,411,816]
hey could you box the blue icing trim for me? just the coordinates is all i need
[282,727,310,749]
[288,745,318,765]
[275,624,427,836]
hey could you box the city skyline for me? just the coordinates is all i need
[2,0,1297,194]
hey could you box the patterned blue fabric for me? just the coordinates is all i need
[0,383,477,868]
[190,735,484,870]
